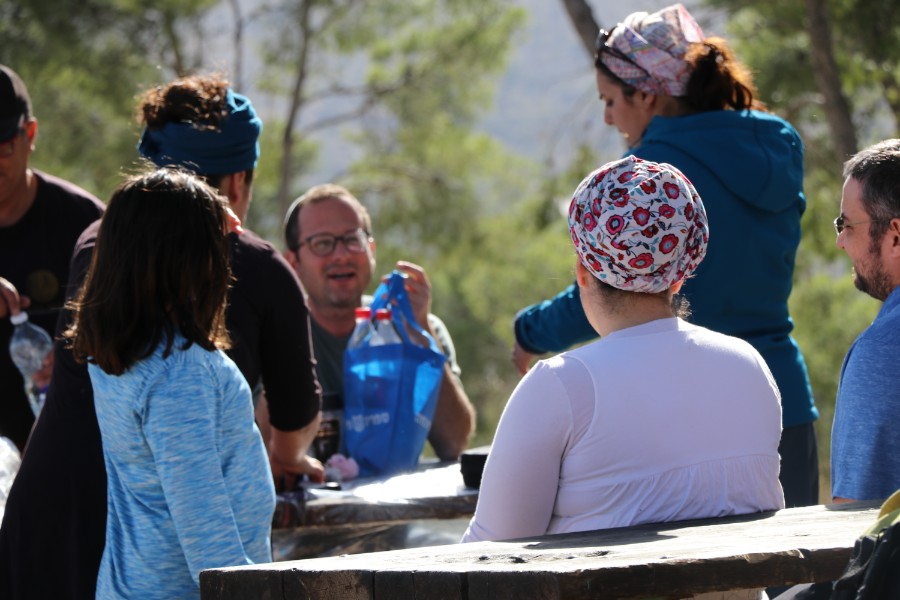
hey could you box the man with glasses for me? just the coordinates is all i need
[831,138,900,503]
[0,64,104,451]
[284,184,475,465]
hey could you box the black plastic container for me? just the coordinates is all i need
[459,446,490,489]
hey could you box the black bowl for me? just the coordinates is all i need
[459,446,490,489]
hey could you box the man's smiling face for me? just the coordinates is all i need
[289,195,375,314]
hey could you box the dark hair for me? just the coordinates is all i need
[65,168,232,375]
[683,38,764,112]
[137,73,255,189]
[843,139,900,241]
[594,36,765,113]
[284,183,372,251]
[588,276,692,319]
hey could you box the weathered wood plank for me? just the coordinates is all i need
[201,501,880,600]
[299,493,478,527]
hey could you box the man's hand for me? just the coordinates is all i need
[394,261,432,328]
[511,340,537,376]
[268,412,325,492]
[270,451,325,492]
[0,277,29,319]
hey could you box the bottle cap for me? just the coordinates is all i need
[354,307,372,319]
[9,312,28,325]
[375,308,392,320]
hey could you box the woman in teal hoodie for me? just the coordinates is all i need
[512,3,819,508]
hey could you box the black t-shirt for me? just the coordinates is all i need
[35,224,322,433]
[226,229,321,430]
[0,170,104,450]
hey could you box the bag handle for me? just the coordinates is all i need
[369,271,443,354]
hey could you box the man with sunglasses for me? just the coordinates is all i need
[0,64,104,452]
[284,184,475,465]
[831,139,900,503]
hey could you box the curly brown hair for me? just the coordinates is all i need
[137,73,231,132]
[136,73,254,188]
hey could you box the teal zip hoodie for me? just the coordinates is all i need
[515,109,817,428]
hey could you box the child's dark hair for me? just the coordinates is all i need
[65,168,232,375]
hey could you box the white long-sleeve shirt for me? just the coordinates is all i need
[463,318,784,543]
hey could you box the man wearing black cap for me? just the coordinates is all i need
[0,64,104,451]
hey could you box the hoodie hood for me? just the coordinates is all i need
[639,109,804,214]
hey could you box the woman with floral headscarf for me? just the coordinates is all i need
[512,3,818,510]
[464,156,784,546]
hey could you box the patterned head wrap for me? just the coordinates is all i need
[137,89,262,175]
[568,155,708,293]
[598,3,704,97]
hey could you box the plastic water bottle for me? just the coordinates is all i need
[370,308,401,346]
[347,307,374,349]
[8,312,53,417]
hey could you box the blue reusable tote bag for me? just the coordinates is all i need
[343,271,447,478]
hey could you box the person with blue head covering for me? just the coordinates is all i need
[137,76,263,224]
[137,86,262,183]
[0,73,323,599]
[134,75,323,491]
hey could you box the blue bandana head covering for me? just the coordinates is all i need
[137,88,262,175]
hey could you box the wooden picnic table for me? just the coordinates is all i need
[201,500,880,600]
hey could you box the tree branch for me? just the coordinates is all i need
[560,0,600,60]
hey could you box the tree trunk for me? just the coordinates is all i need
[276,1,314,219]
[805,0,858,164]
[560,0,600,60]
[876,71,900,137]
[227,0,244,91]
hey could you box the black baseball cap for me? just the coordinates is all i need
[0,65,32,143]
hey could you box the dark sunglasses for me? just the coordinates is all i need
[595,28,649,75]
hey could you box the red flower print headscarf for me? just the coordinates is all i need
[568,155,708,293]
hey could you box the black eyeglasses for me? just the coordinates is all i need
[298,228,370,257]
[833,215,893,235]
[595,28,649,75]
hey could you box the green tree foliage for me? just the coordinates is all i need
[704,0,899,162]
[0,0,219,198]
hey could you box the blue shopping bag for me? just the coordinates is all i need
[343,271,447,478]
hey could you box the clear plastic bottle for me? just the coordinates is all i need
[347,307,374,349]
[369,308,402,346]
[8,312,54,417]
